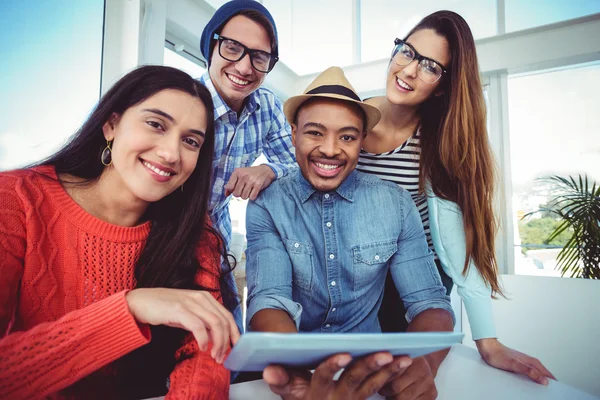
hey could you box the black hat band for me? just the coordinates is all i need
[306,85,361,102]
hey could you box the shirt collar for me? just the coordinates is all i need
[295,169,357,203]
[199,72,260,119]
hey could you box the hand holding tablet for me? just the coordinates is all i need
[263,352,413,400]
[224,331,463,371]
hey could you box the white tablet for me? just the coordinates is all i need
[224,332,464,371]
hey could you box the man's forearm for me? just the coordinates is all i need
[407,308,454,376]
[250,309,298,333]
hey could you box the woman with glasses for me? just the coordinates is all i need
[357,10,556,389]
[0,65,239,399]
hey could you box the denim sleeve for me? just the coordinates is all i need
[262,97,297,179]
[245,199,303,330]
[389,193,455,325]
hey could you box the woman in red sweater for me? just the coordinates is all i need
[0,65,240,399]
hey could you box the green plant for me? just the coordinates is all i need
[518,217,572,253]
[530,175,600,279]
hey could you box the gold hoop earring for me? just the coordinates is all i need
[101,140,113,166]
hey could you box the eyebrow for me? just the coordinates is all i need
[142,108,174,122]
[405,41,447,69]
[303,122,361,134]
[338,126,362,135]
[142,108,206,137]
[220,35,273,55]
[303,122,326,130]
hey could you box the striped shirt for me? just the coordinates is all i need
[199,73,296,245]
[356,130,437,256]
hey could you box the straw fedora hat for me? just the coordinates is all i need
[283,66,381,132]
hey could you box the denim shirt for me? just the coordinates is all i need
[245,169,454,333]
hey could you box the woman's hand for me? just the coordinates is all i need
[125,288,240,364]
[476,338,556,385]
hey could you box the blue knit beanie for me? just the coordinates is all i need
[200,0,278,66]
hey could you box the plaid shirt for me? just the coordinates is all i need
[199,73,296,245]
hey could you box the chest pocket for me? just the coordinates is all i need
[352,239,397,291]
[284,239,314,291]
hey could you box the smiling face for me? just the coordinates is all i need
[101,89,208,203]
[386,29,451,108]
[292,98,365,192]
[208,15,271,112]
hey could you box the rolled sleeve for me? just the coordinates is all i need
[245,199,303,329]
[264,162,296,180]
[246,295,303,331]
[390,194,455,325]
[405,297,456,325]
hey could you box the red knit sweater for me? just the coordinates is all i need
[0,166,230,399]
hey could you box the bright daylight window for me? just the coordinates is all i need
[262,0,354,75]
[205,0,230,9]
[360,0,497,63]
[508,62,600,277]
[164,47,206,79]
[505,0,600,33]
[0,0,104,170]
[207,0,354,75]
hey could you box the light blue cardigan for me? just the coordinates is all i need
[427,194,497,340]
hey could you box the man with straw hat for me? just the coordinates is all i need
[245,67,455,399]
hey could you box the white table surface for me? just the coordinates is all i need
[229,344,599,400]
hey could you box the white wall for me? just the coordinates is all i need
[461,274,600,397]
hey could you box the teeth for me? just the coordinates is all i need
[228,74,250,86]
[315,162,340,170]
[143,161,173,177]
[397,77,413,91]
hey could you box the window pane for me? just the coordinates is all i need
[0,0,104,170]
[164,48,206,79]
[508,63,600,277]
[205,0,230,9]
[505,0,600,33]
[263,0,354,75]
[229,154,268,236]
[360,0,497,63]
[483,86,491,135]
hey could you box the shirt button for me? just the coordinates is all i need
[326,222,332,228]
[374,255,380,261]
[329,254,335,259]
[331,281,336,286]
[325,324,331,328]
[324,194,330,199]
[294,243,300,248]
[332,308,336,312]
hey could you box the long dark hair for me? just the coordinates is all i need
[37,65,235,396]
[403,11,502,296]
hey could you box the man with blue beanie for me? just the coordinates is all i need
[198,1,296,332]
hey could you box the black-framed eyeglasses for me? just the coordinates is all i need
[213,34,278,73]
[391,38,448,84]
